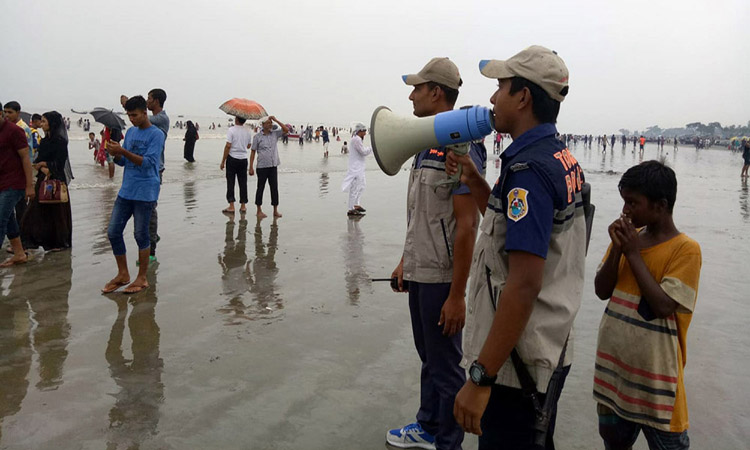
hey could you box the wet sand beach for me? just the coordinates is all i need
[1,135,749,449]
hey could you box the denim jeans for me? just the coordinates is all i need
[107,196,155,256]
[0,189,25,242]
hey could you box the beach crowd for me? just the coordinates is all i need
[1,44,715,450]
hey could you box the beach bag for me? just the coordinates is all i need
[38,175,69,204]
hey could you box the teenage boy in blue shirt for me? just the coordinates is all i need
[102,96,165,294]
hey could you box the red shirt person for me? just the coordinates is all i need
[0,112,35,267]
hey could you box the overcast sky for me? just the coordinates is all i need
[3,0,749,134]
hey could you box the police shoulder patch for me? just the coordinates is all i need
[507,187,529,222]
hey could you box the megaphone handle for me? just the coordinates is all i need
[433,143,469,191]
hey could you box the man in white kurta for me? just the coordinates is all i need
[341,123,371,216]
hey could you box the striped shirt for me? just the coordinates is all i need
[594,233,701,432]
[251,128,283,169]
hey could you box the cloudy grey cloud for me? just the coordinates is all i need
[2,0,748,134]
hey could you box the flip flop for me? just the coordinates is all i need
[102,279,130,294]
[123,283,149,294]
[222,209,236,214]
[0,257,27,268]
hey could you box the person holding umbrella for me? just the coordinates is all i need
[250,116,288,218]
[220,116,252,214]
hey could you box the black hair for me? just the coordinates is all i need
[148,88,167,107]
[619,160,677,212]
[3,101,21,112]
[235,116,246,125]
[32,113,42,121]
[42,111,67,142]
[426,81,459,107]
[508,77,560,124]
[124,95,148,112]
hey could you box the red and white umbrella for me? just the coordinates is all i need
[219,98,268,120]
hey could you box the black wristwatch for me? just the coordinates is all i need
[469,360,497,387]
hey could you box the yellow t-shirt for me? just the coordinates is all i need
[594,233,701,432]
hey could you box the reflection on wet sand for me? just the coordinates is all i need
[740,178,749,221]
[29,251,72,391]
[184,180,197,217]
[250,217,283,316]
[217,217,251,324]
[319,172,329,198]
[0,251,73,439]
[0,281,32,442]
[216,217,283,323]
[93,186,119,256]
[342,217,370,305]
[105,274,163,450]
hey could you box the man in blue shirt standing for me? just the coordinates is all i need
[121,89,169,262]
[102,96,165,294]
[448,46,587,449]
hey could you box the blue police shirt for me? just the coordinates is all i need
[488,123,585,258]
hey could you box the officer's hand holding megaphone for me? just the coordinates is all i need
[446,148,480,186]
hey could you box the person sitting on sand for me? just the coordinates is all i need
[101,96,165,294]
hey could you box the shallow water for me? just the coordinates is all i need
[1,135,748,449]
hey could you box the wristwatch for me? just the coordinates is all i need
[469,360,497,387]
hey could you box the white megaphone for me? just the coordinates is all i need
[370,105,495,176]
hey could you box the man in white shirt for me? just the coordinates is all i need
[220,116,253,214]
[341,123,371,216]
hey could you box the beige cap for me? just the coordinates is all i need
[479,46,569,102]
[402,57,463,90]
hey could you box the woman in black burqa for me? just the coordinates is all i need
[183,120,199,162]
[21,111,73,251]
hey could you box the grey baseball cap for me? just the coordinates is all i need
[479,46,569,102]
[402,57,463,90]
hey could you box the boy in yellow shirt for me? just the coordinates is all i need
[593,160,701,449]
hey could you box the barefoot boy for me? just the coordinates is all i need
[102,96,165,294]
[593,160,701,450]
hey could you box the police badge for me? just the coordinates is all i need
[507,187,529,222]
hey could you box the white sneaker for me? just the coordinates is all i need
[386,422,436,450]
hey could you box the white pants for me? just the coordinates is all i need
[342,173,366,210]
